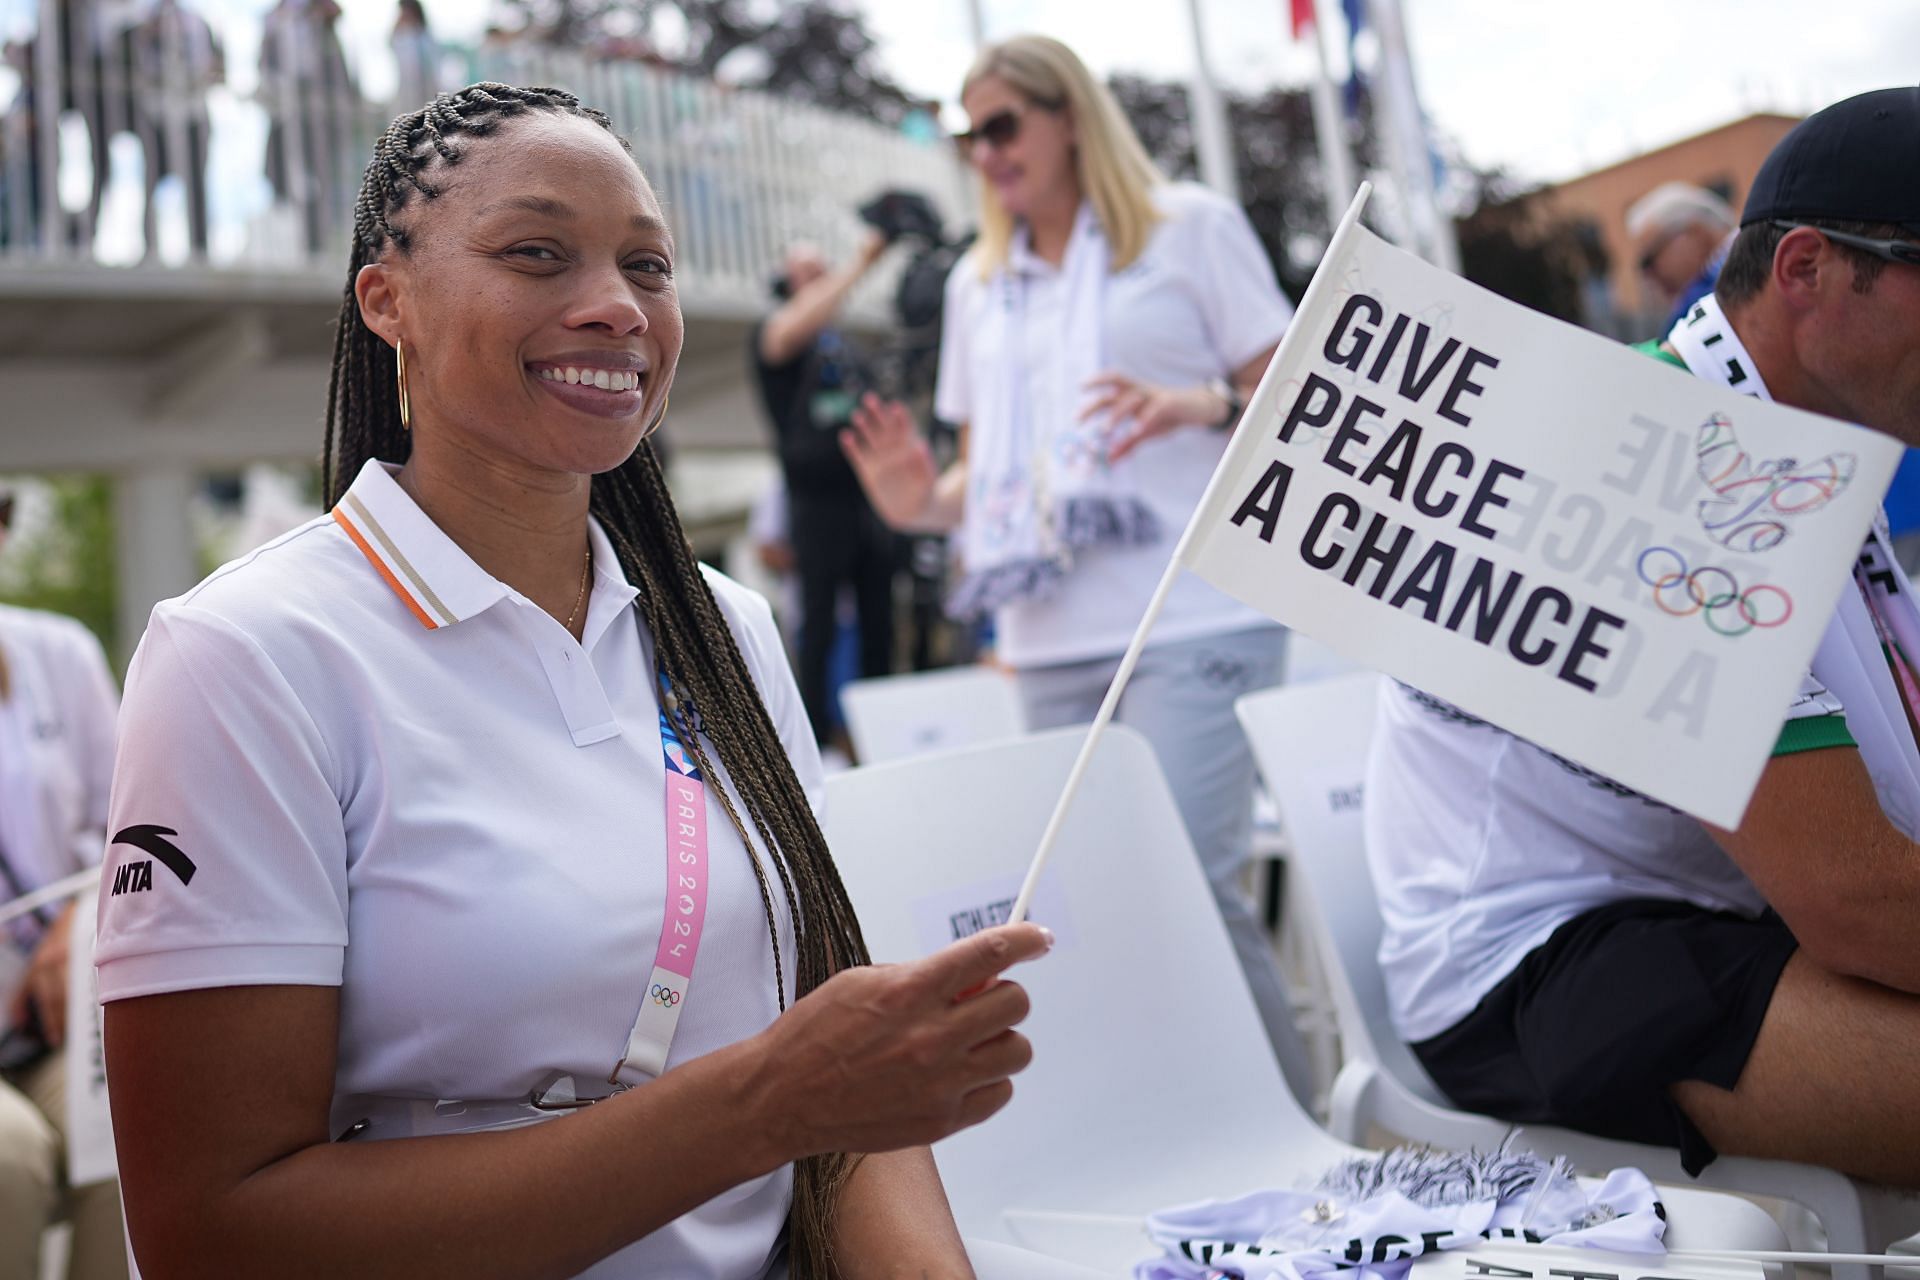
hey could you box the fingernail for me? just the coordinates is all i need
[1037,925,1056,950]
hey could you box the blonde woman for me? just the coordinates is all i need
[842,35,1307,1088]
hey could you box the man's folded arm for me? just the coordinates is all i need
[1708,743,1920,991]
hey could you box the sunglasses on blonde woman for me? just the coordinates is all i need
[954,98,1062,153]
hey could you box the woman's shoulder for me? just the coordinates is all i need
[1150,180,1246,228]
[151,512,367,659]
[0,600,107,667]
[944,244,991,302]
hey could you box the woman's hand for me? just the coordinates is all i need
[13,901,74,1047]
[841,394,939,529]
[1081,373,1231,463]
[753,923,1051,1158]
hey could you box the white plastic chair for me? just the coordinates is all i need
[824,726,1785,1273]
[1237,673,1920,1280]
[839,664,1025,765]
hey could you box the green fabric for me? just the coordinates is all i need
[1641,333,1856,758]
[1632,338,1689,370]
[1772,713,1857,756]
[1639,334,1860,759]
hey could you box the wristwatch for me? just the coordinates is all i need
[1209,378,1246,429]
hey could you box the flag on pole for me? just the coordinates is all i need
[1177,205,1898,828]
[1290,0,1316,37]
[1006,184,1892,924]
[1340,0,1367,115]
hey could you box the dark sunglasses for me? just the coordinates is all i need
[1772,220,1920,268]
[955,99,1061,153]
[1636,226,1689,275]
[955,107,1027,152]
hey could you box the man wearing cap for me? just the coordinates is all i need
[1366,87,1920,1186]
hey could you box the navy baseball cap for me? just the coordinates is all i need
[1742,87,1920,236]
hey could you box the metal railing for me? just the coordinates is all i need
[0,3,972,310]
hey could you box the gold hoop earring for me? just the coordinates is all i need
[395,341,412,432]
[643,394,670,440]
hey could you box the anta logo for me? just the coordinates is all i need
[110,861,153,895]
[109,825,196,895]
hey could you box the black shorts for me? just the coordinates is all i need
[1411,898,1798,1175]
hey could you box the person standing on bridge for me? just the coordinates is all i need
[91,82,1078,1280]
[840,34,1312,1097]
[752,231,899,747]
[0,493,125,1280]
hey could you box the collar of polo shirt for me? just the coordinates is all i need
[331,461,637,637]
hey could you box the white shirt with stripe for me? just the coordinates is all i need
[96,459,812,1278]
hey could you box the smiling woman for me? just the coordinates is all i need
[89,83,1065,1280]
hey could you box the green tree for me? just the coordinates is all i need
[491,0,918,122]
[1109,73,1379,303]
[0,476,119,656]
[1454,169,1609,326]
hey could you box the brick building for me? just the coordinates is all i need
[1540,113,1799,335]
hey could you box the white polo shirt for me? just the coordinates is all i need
[934,182,1293,669]
[0,604,118,978]
[96,460,812,1279]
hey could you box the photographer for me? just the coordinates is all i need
[751,232,898,745]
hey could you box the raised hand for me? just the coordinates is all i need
[754,923,1051,1157]
[841,393,940,529]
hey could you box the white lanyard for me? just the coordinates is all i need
[613,674,711,1081]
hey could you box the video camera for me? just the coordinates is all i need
[857,188,975,341]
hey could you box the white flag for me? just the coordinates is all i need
[1181,222,1899,828]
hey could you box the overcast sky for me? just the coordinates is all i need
[853,0,1918,181]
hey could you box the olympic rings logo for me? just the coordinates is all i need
[1636,546,1793,637]
[650,983,681,1008]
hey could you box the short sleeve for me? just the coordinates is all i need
[1177,189,1294,371]
[95,604,348,1002]
[1771,670,1856,756]
[932,252,979,426]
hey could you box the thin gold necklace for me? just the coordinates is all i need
[564,547,592,631]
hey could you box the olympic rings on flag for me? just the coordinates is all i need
[650,983,681,1008]
[1635,546,1793,637]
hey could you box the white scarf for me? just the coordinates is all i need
[1665,296,1920,837]
[947,203,1160,619]
[1667,294,1771,402]
[1136,1145,1666,1280]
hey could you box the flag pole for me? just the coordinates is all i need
[0,866,102,927]
[1008,182,1374,924]
[1302,0,1358,233]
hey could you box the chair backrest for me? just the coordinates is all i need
[840,665,1025,765]
[1235,674,1453,1106]
[823,726,1351,1243]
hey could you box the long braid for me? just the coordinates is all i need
[323,83,868,1278]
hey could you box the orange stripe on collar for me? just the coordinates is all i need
[333,507,439,631]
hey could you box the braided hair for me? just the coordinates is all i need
[323,83,869,1277]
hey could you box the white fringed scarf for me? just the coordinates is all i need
[947,202,1161,619]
